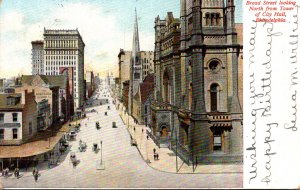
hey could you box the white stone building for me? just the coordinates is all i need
[31,28,85,111]
[31,41,44,75]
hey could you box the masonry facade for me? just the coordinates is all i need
[31,41,44,75]
[0,91,38,145]
[151,0,243,164]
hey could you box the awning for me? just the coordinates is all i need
[0,123,71,159]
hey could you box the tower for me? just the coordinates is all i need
[128,8,142,114]
[181,0,243,163]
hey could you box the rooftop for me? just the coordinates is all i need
[0,93,24,110]
[21,75,68,89]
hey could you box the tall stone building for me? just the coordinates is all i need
[140,51,154,80]
[31,28,85,111]
[151,0,243,164]
[31,41,44,75]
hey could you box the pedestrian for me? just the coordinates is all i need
[134,127,136,132]
[14,168,17,177]
[34,170,39,182]
[142,128,144,133]
[153,148,156,154]
[16,168,19,178]
[147,135,149,140]
[5,167,9,177]
[32,167,37,176]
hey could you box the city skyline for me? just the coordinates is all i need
[0,0,242,78]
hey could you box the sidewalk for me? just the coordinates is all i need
[0,117,86,179]
[117,103,242,174]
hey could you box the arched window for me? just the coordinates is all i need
[205,13,210,26]
[216,13,221,26]
[163,71,170,103]
[211,13,216,26]
[210,83,219,112]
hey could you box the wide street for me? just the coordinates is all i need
[0,80,242,188]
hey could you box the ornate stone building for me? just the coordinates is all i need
[151,0,243,164]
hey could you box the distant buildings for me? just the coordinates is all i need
[85,71,96,99]
[31,28,85,111]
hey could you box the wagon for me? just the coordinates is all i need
[92,143,99,152]
[69,131,77,141]
[79,141,87,152]
[70,152,78,164]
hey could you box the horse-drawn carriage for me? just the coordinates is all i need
[78,140,87,152]
[96,122,100,130]
[92,143,99,153]
[70,152,79,167]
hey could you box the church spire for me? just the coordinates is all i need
[132,8,140,58]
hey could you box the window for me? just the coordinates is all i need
[29,122,33,135]
[163,71,170,103]
[213,134,222,151]
[12,113,18,122]
[0,113,4,123]
[188,17,193,35]
[205,13,211,26]
[0,129,4,139]
[12,128,18,139]
[210,84,219,112]
[134,73,140,79]
[209,60,221,72]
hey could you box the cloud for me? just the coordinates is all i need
[0,1,155,78]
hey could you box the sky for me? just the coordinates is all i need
[0,0,242,78]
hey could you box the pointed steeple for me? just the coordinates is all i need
[132,8,140,59]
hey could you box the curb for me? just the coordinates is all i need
[119,109,242,175]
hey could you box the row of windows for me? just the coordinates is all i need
[45,40,78,48]
[45,61,76,66]
[45,50,78,55]
[143,65,150,69]
[32,64,43,68]
[46,55,77,60]
[204,12,222,26]
[0,128,18,140]
[0,113,18,122]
